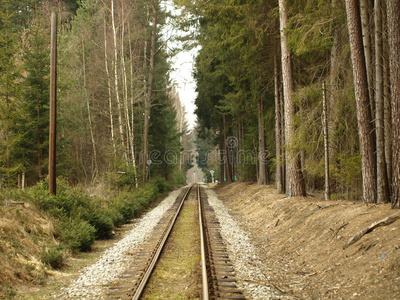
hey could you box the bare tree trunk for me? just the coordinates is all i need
[345,0,377,203]
[280,83,286,193]
[279,0,306,197]
[223,114,232,182]
[360,0,374,114]
[128,22,138,188]
[121,17,132,167]
[383,5,392,188]
[82,40,98,182]
[103,15,117,161]
[375,0,390,203]
[258,95,267,185]
[142,1,157,183]
[274,51,283,193]
[219,134,225,182]
[322,82,331,200]
[37,102,42,180]
[386,0,400,208]
[111,0,125,148]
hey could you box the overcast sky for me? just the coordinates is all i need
[164,1,199,130]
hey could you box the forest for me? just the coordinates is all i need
[0,0,400,297]
[0,0,399,206]
[182,0,400,207]
[0,0,190,191]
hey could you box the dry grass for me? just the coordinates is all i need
[0,204,58,298]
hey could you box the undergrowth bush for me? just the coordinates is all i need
[9,176,177,253]
[40,247,64,269]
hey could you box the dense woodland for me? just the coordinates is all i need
[0,0,399,207]
[177,0,400,207]
[0,0,190,191]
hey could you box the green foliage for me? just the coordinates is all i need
[0,0,23,187]
[15,13,49,183]
[40,247,65,269]
[56,217,96,252]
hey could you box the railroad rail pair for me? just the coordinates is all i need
[108,184,245,299]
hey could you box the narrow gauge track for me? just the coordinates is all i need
[107,184,245,300]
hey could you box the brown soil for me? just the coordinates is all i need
[215,182,400,300]
[142,192,201,300]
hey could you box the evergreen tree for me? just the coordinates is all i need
[16,14,50,183]
[0,0,22,187]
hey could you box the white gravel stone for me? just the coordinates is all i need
[205,187,281,300]
[56,187,184,299]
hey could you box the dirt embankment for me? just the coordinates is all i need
[215,183,400,300]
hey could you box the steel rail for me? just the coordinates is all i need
[198,185,210,300]
[131,184,194,300]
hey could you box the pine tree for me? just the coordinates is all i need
[345,0,377,203]
[0,0,22,187]
[16,14,50,183]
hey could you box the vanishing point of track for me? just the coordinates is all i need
[107,184,245,299]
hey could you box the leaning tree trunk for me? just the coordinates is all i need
[278,0,306,197]
[386,0,400,208]
[345,0,377,203]
[142,1,157,183]
[258,96,267,185]
[375,0,390,203]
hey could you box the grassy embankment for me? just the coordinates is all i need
[0,177,177,298]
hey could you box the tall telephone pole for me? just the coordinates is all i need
[49,12,57,195]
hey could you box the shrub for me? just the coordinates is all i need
[150,177,172,194]
[40,248,64,269]
[56,218,96,252]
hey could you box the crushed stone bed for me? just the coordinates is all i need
[57,187,184,299]
[205,187,292,300]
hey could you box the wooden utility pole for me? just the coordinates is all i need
[322,82,330,201]
[49,12,57,195]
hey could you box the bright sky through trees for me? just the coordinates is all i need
[164,0,199,130]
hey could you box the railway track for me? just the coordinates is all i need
[107,184,245,299]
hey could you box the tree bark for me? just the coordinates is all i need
[103,15,117,161]
[322,82,331,201]
[386,0,400,208]
[279,0,306,197]
[383,5,392,188]
[128,22,138,188]
[345,0,377,203]
[223,114,233,182]
[360,0,374,113]
[82,39,98,183]
[111,0,125,149]
[142,1,157,183]
[274,52,283,193]
[375,0,390,203]
[258,96,267,185]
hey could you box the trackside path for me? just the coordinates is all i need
[205,187,294,300]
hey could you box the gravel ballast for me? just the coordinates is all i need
[205,187,284,300]
[57,188,184,299]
